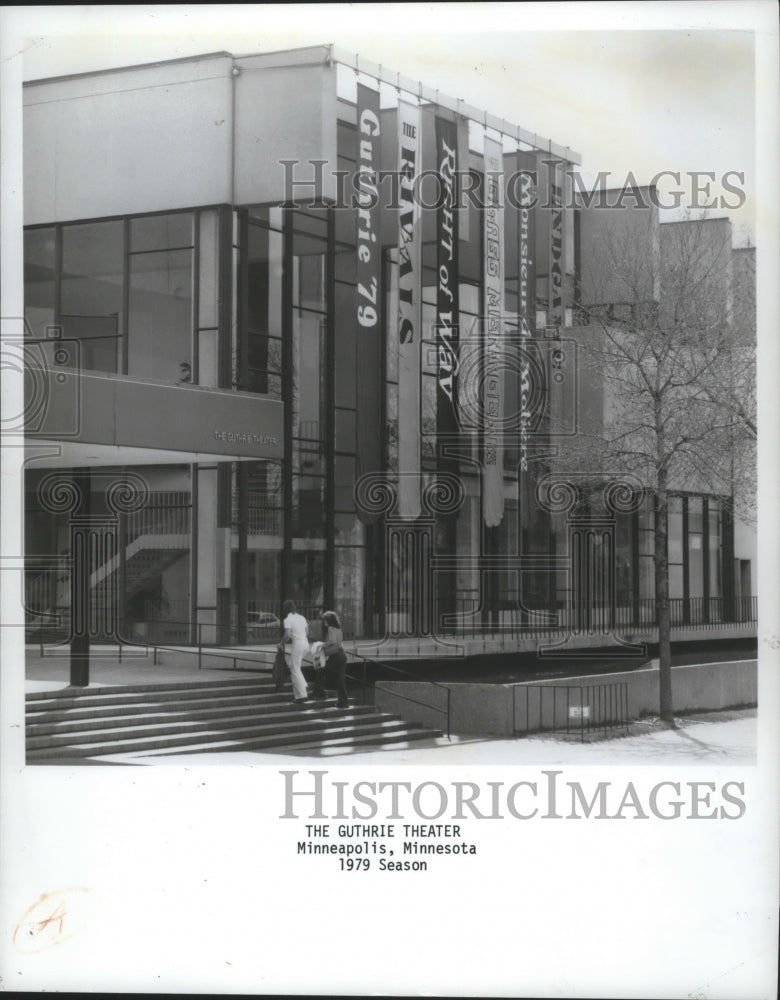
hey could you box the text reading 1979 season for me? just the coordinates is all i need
[296,824,477,873]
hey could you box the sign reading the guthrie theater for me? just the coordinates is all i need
[435,116,460,437]
[482,135,505,528]
[355,83,383,509]
[397,99,422,519]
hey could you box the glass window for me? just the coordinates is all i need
[292,210,328,239]
[293,244,326,311]
[61,221,124,373]
[292,474,325,538]
[247,333,282,397]
[639,527,654,557]
[198,210,219,330]
[668,504,683,564]
[688,531,704,598]
[294,440,324,477]
[709,505,721,597]
[293,310,325,439]
[130,213,193,251]
[128,248,193,382]
[248,206,284,230]
[241,461,283,539]
[244,222,283,395]
[334,512,365,544]
[247,224,283,337]
[337,121,357,160]
[334,456,356,512]
[289,550,324,610]
[246,551,282,612]
[639,554,654,600]
[334,546,365,636]
[24,228,56,338]
[688,496,703,533]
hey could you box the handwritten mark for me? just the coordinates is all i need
[13,887,94,954]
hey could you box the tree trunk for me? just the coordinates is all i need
[654,477,674,724]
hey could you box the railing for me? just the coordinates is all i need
[439,595,757,638]
[125,491,191,545]
[351,653,452,739]
[513,682,630,742]
[148,636,278,674]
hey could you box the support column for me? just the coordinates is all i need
[69,469,91,686]
[195,464,219,645]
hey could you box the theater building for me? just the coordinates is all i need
[21,46,756,651]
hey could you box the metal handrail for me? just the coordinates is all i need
[148,638,277,674]
[349,652,451,740]
[511,680,630,742]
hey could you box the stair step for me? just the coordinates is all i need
[26,717,423,760]
[25,675,447,762]
[27,702,377,737]
[241,727,445,754]
[118,726,445,758]
[26,708,404,751]
[26,689,297,722]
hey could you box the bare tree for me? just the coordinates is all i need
[568,213,755,723]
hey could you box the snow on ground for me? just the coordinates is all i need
[97,708,756,767]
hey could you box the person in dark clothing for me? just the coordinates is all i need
[318,610,349,709]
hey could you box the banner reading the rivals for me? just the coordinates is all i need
[397,100,422,519]
[435,115,460,444]
[482,135,505,528]
[355,82,383,520]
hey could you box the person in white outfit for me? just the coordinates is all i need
[280,599,310,703]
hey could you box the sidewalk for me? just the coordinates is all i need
[25,642,273,693]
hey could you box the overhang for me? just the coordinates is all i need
[24,370,284,467]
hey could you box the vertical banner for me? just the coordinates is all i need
[548,158,564,331]
[397,100,422,519]
[516,150,537,476]
[355,82,383,521]
[482,135,505,528]
[435,115,460,443]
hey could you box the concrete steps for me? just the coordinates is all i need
[26,676,442,762]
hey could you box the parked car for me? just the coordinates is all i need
[246,611,281,641]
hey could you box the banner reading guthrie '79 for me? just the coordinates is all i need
[482,135,505,528]
[397,100,422,520]
[355,82,383,522]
